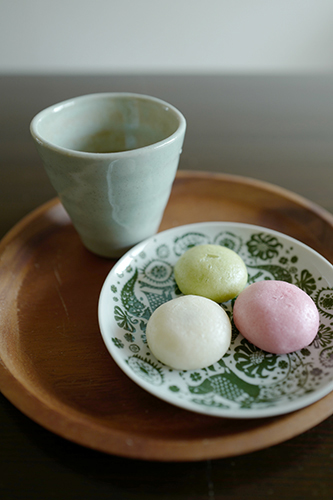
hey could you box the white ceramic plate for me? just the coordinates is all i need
[98,222,333,418]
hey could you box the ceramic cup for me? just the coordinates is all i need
[30,93,186,258]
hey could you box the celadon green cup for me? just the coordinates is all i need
[30,93,186,258]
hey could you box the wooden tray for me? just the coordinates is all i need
[1,171,333,462]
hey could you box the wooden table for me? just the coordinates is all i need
[1,74,333,499]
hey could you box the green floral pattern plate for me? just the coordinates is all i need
[98,222,333,418]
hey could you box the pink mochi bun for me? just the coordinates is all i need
[233,280,320,354]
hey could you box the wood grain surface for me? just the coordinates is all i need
[1,171,332,462]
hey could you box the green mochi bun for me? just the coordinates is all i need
[174,244,248,302]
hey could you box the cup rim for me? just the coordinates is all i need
[30,92,186,158]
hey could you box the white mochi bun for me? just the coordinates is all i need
[146,295,232,370]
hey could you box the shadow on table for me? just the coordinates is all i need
[1,394,332,500]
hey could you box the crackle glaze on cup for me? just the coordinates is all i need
[30,93,186,258]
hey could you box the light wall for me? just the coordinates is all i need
[1,0,333,73]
